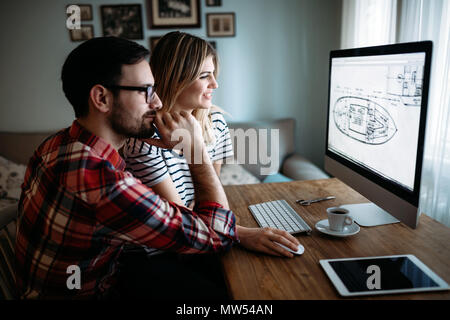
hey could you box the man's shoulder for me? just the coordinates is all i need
[33,127,126,189]
[45,135,138,203]
[36,128,98,165]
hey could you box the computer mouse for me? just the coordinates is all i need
[275,242,305,255]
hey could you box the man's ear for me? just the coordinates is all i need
[89,84,113,114]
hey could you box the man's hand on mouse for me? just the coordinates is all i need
[237,226,300,258]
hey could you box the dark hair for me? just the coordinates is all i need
[61,37,149,118]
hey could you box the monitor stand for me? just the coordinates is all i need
[341,203,400,227]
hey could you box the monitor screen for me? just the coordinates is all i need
[328,52,425,192]
[325,42,432,228]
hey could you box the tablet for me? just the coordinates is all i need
[320,255,450,297]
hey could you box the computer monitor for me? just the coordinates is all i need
[324,41,432,229]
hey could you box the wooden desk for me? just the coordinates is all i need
[221,178,450,300]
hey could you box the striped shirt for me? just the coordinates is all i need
[14,120,237,299]
[124,111,234,207]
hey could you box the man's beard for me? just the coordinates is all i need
[108,99,155,139]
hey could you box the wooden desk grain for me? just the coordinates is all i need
[221,178,450,300]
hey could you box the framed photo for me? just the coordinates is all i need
[149,36,162,52]
[206,0,221,6]
[101,5,143,40]
[66,4,92,21]
[79,4,92,20]
[207,13,236,37]
[147,0,201,29]
[69,25,94,42]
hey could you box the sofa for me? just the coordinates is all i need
[0,118,328,299]
[0,131,55,299]
[0,118,328,194]
[222,118,329,184]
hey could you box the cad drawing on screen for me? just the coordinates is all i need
[333,96,398,145]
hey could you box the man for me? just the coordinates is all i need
[14,37,237,299]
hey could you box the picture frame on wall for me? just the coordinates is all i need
[207,13,236,37]
[149,36,162,52]
[206,0,221,7]
[79,4,93,20]
[69,25,94,42]
[101,4,144,39]
[147,0,201,29]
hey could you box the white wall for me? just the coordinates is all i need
[0,0,341,168]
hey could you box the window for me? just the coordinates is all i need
[341,0,450,226]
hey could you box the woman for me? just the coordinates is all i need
[124,31,299,257]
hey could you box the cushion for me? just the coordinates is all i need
[0,156,27,200]
[262,173,294,183]
[281,154,329,181]
[220,163,260,185]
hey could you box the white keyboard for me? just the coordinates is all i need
[249,200,312,235]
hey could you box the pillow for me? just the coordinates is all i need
[262,173,294,183]
[220,163,260,186]
[0,156,27,200]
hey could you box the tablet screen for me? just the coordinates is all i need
[329,256,439,292]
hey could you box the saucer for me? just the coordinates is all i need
[315,219,360,237]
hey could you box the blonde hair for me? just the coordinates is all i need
[150,31,221,145]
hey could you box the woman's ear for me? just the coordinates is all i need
[89,84,112,114]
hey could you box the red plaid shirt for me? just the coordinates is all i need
[15,120,237,299]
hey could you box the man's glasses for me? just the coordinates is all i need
[106,85,157,103]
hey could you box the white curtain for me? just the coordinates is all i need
[341,0,397,49]
[415,0,450,227]
[341,0,450,227]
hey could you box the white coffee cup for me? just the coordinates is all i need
[326,207,353,232]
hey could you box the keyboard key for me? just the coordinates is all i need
[249,200,312,235]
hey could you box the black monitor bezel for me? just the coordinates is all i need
[325,41,432,207]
